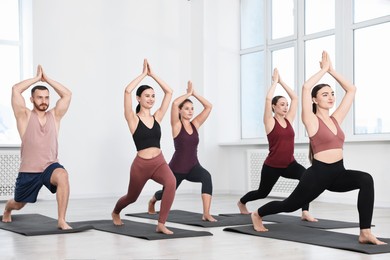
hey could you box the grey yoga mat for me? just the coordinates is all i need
[223,223,390,254]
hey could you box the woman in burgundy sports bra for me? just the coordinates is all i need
[251,51,386,245]
[148,81,216,222]
[111,59,176,235]
[237,68,316,222]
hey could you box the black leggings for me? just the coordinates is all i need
[240,161,309,211]
[257,159,374,229]
[154,163,213,201]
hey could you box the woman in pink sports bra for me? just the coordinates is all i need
[251,51,386,245]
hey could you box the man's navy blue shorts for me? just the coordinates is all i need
[14,162,65,203]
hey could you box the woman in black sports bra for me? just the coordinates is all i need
[112,59,176,235]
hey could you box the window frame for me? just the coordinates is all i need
[239,0,390,144]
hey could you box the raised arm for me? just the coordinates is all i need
[11,65,42,137]
[264,68,279,134]
[147,61,173,123]
[41,67,72,122]
[328,57,356,124]
[301,51,329,135]
[279,74,298,124]
[191,83,212,129]
[124,59,148,133]
[12,65,42,119]
[171,81,193,136]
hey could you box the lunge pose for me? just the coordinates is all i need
[112,59,176,235]
[148,81,216,222]
[238,68,316,222]
[251,51,386,245]
[2,65,72,229]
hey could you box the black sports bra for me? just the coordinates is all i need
[132,116,161,151]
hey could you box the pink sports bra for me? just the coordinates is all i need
[309,116,345,154]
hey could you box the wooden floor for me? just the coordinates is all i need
[1,194,389,260]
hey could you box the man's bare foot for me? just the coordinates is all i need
[156,222,173,235]
[148,197,157,215]
[301,210,318,222]
[202,214,218,222]
[359,229,387,245]
[237,201,251,215]
[58,220,72,230]
[2,211,12,223]
[111,212,124,226]
[251,211,268,232]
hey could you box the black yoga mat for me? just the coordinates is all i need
[219,213,362,229]
[72,219,213,240]
[126,210,252,227]
[224,224,390,254]
[0,214,93,236]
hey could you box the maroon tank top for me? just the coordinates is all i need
[264,118,295,168]
[169,122,199,173]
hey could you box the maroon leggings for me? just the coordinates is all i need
[113,152,176,224]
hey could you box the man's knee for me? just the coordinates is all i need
[50,168,69,186]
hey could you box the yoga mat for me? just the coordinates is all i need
[72,219,213,240]
[126,210,252,227]
[0,214,93,236]
[219,213,362,229]
[223,223,390,254]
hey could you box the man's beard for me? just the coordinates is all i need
[34,102,48,111]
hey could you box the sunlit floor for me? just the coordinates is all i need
[0,194,389,260]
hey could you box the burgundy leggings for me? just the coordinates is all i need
[113,153,176,224]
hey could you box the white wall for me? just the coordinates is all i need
[32,0,193,198]
[4,0,390,208]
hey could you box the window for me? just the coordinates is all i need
[0,0,32,146]
[240,0,390,142]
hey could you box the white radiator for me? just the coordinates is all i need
[0,150,20,199]
[247,149,310,198]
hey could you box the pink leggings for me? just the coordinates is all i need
[113,152,176,224]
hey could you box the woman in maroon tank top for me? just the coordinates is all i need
[237,68,316,222]
[148,81,217,222]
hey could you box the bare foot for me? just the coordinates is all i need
[2,211,12,223]
[156,222,173,235]
[148,197,157,215]
[58,220,72,230]
[202,214,218,222]
[301,210,318,222]
[359,229,387,245]
[111,212,124,226]
[237,201,251,215]
[251,211,268,232]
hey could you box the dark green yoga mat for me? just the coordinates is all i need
[219,213,363,229]
[126,209,251,227]
[0,214,93,236]
[224,223,390,254]
[72,219,213,240]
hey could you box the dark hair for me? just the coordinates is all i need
[311,84,330,114]
[308,83,330,163]
[178,99,193,120]
[271,95,284,113]
[135,85,153,113]
[31,85,49,96]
